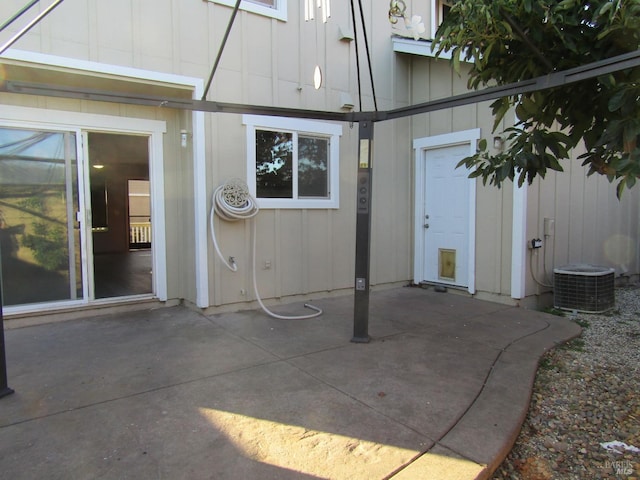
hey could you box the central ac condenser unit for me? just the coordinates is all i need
[553,264,615,313]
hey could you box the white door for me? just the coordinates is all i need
[422,143,470,286]
[414,129,478,292]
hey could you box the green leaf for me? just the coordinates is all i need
[520,96,538,117]
[627,176,637,189]
[492,98,511,132]
[433,0,640,195]
[452,49,461,74]
[515,103,530,122]
[547,154,564,172]
[608,89,627,112]
[598,2,613,16]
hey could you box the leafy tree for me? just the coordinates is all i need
[433,0,640,197]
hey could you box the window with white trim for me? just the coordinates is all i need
[243,115,341,209]
[207,0,287,21]
[430,0,453,38]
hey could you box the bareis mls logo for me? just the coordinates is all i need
[603,460,634,476]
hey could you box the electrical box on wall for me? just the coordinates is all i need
[544,217,555,237]
[531,238,543,249]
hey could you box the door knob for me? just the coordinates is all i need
[424,223,429,229]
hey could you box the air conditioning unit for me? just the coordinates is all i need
[553,264,615,313]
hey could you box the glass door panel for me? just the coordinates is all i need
[86,132,152,299]
[0,127,83,306]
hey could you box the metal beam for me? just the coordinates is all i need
[0,0,65,55]
[0,245,15,398]
[2,49,639,123]
[2,81,354,122]
[202,0,242,101]
[0,0,40,33]
[382,49,640,121]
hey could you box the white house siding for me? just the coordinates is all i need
[525,146,640,299]
[194,2,416,307]
[0,53,197,313]
[404,53,640,304]
[3,0,635,315]
[0,81,192,304]
[1,0,418,314]
[407,56,516,299]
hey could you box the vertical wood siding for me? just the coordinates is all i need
[3,0,635,309]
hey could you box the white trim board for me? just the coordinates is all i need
[207,0,288,22]
[511,173,528,299]
[1,50,202,88]
[392,37,472,62]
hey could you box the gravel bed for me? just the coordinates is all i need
[492,286,640,480]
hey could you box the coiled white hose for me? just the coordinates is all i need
[209,180,323,320]
[209,180,258,271]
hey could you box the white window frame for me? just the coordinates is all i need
[207,0,287,21]
[430,0,453,38]
[243,115,341,209]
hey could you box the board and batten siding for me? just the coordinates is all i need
[525,144,640,299]
[0,0,418,310]
[409,56,516,299]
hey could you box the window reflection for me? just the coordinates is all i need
[298,136,329,198]
[0,127,81,306]
[256,130,293,198]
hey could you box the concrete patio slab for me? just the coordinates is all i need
[0,286,581,479]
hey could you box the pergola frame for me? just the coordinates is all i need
[1,48,639,347]
[1,0,639,396]
[4,47,640,123]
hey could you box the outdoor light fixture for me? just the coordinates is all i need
[388,0,425,41]
[305,0,331,23]
[181,129,189,148]
[493,135,505,151]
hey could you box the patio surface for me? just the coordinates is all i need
[0,286,581,479]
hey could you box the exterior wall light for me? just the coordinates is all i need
[388,0,425,41]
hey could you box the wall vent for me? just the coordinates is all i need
[553,264,615,313]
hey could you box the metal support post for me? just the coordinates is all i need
[0,249,14,398]
[352,121,374,343]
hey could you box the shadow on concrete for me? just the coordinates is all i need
[0,287,581,479]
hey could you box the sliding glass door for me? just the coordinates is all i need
[0,127,84,306]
